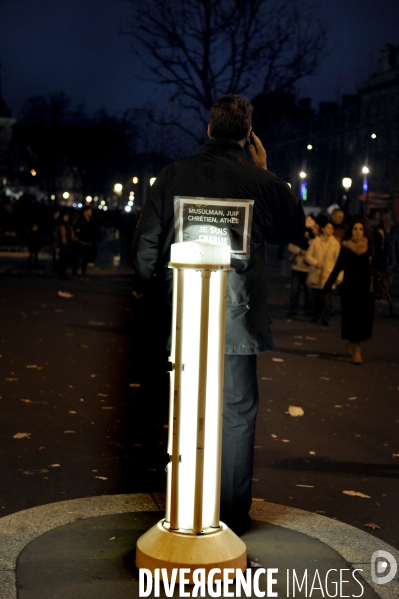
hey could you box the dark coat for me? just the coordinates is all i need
[132,138,305,354]
[324,246,374,342]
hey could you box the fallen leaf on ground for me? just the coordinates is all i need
[287,406,304,417]
[306,354,320,358]
[102,406,113,410]
[57,291,73,298]
[6,378,18,382]
[23,469,49,475]
[342,490,371,499]
[392,454,399,458]
[296,484,314,488]
[305,336,317,340]
[69,411,77,414]
[51,464,60,467]
[365,522,380,530]
[252,498,265,502]
[109,537,116,541]
[335,405,343,408]
[26,365,37,369]
[20,399,48,404]
[320,376,330,381]
[90,374,97,378]
[294,335,303,339]
[95,476,108,480]
[79,344,89,348]
[64,430,76,434]
[294,342,303,346]
[132,291,144,299]
[79,398,84,402]
[261,377,273,380]
[348,396,357,400]
[282,439,291,443]
[272,358,284,362]
[129,383,141,387]
[271,434,278,439]
[13,432,31,439]
[309,451,316,455]
[97,393,108,397]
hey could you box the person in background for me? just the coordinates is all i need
[331,208,346,243]
[26,223,42,272]
[56,211,75,280]
[306,219,341,325]
[73,206,95,278]
[287,219,315,317]
[323,219,374,364]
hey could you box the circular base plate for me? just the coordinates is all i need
[136,520,247,583]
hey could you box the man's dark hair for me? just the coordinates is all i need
[209,94,253,141]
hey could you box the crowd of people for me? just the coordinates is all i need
[0,199,103,278]
[287,207,399,364]
[0,198,143,278]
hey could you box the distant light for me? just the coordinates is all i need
[125,205,132,212]
[362,166,369,174]
[128,200,134,206]
[299,171,307,179]
[100,200,106,206]
[73,203,76,208]
[113,183,123,193]
[86,195,92,202]
[371,133,377,139]
[363,179,368,192]
[78,203,82,208]
[30,169,37,176]
[129,191,135,198]
[307,144,313,150]
[94,196,99,201]
[150,177,156,186]
[63,192,70,199]
[51,195,56,200]
[342,177,352,190]
[287,182,292,188]
[132,176,139,184]
[15,196,20,200]
[300,182,308,201]
[103,206,108,211]
[98,205,103,210]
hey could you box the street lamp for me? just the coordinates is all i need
[113,183,123,194]
[62,192,69,200]
[342,177,352,192]
[307,144,313,150]
[132,176,139,184]
[150,177,156,186]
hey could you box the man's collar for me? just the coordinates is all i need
[200,138,246,156]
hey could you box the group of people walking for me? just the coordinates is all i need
[23,205,99,279]
[288,208,399,364]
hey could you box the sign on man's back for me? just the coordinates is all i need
[174,196,254,259]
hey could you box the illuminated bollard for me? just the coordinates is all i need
[136,241,247,582]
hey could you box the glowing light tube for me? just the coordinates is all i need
[166,241,230,533]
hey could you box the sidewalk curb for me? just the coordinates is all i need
[1,494,398,599]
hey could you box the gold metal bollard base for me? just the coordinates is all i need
[136,520,247,583]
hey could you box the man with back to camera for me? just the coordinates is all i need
[132,94,305,536]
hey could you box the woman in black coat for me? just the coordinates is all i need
[323,219,374,364]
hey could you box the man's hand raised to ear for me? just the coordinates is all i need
[248,132,267,170]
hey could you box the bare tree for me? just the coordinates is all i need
[126,0,328,141]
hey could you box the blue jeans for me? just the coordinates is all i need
[290,270,311,314]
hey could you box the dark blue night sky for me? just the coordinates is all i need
[1,0,398,118]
